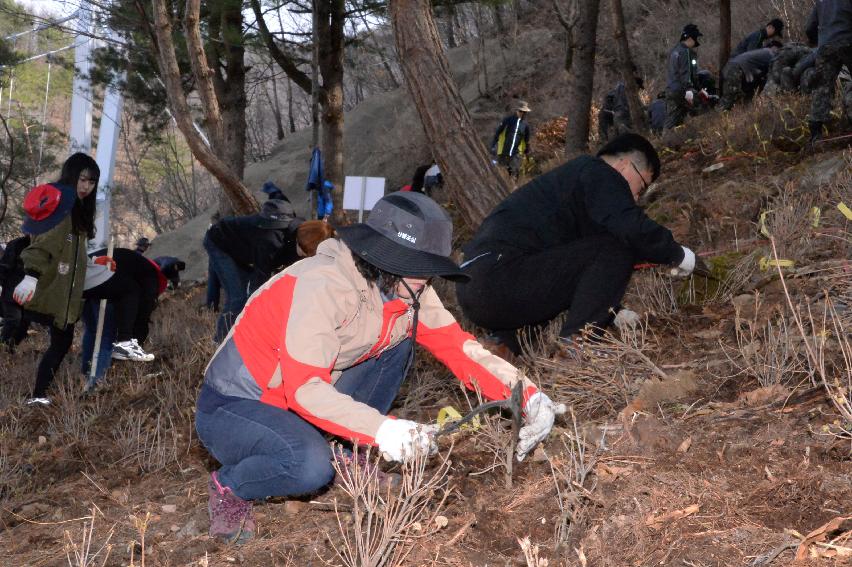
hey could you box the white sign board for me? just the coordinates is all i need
[343,176,386,222]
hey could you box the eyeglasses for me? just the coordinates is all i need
[629,161,650,195]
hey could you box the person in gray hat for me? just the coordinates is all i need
[203,199,303,341]
[194,191,564,544]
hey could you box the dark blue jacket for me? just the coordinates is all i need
[732,29,768,57]
[667,43,698,94]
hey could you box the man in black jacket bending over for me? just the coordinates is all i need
[204,199,302,342]
[456,134,700,356]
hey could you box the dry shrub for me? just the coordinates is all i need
[773,239,852,445]
[531,320,665,419]
[664,93,810,158]
[626,269,680,317]
[329,445,451,567]
[758,182,816,263]
[545,409,597,552]
[724,297,810,388]
[111,409,183,474]
[63,508,114,567]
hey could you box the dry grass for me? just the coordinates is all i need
[663,93,810,159]
[530,320,665,419]
[724,297,810,388]
[329,445,451,567]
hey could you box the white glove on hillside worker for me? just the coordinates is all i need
[614,308,642,331]
[517,392,567,462]
[669,246,696,278]
[375,418,438,463]
[13,275,38,305]
[685,90,695,105]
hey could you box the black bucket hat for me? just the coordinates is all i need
[681,23,703,46]
[336,191,469,282]
[257,198,298,229]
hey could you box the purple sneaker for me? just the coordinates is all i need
[332,447,401,490]
[208,471,255,544]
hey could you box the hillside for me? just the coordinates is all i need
[2,3,852,566]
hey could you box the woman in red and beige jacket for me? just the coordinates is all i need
[195,191,563,544]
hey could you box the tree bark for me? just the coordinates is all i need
[317,0,346,221]
[390,0,511,228]
[211,0,248,182]
[184,0,224,150]
[151,0,256,215]
[610,0,647,133]
[719,0,731,71]
[563,0,600,156]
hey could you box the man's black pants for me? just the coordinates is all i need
[456,234,635,353]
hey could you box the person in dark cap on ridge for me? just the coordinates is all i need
[732,18,785,58]
[194,191,564,544]
[665,23,703,130]
[203,199,304,341]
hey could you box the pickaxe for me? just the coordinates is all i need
[436,380,525,441]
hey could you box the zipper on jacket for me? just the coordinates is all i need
[63,232,79,328]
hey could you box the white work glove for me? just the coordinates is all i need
[685,90,695,105]
[669,246,696,278]
[13,275,38,305]
[375,418,438,463]
[517,392,566,462]
[614,308,641,331]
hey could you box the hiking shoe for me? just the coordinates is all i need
[208,471,255,544]
[332,447,401,490]
[111,339,155,362]
[25,397,51,407]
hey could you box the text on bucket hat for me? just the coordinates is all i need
[336,191,469,281]
[21,183,76,235]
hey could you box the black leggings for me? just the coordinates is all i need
[30,313,75,398]
[456,234,635,352]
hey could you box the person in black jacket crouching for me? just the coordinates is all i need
[203,199,302,342]
[456,133,703,356]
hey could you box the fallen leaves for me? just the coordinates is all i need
[644,504,700,530]
[792,515,852,561]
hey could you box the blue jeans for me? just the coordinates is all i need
[195,339,412,500]
[203,234,250,342]
[81,299,116,383]
[205,256,221,311]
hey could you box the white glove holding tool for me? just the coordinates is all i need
[669,246,696,278]
[517,392,567,462]
[13,275,38,305]
[375,418,438,463]
[614,308,642,331]
[685,90,695,105]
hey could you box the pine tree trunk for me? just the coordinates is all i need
[564,0,601,156]
[390,0,511,228]
[151,0,256,215]
[610,0,647,133]
[317,0,346,222]
[719,0,732,70]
